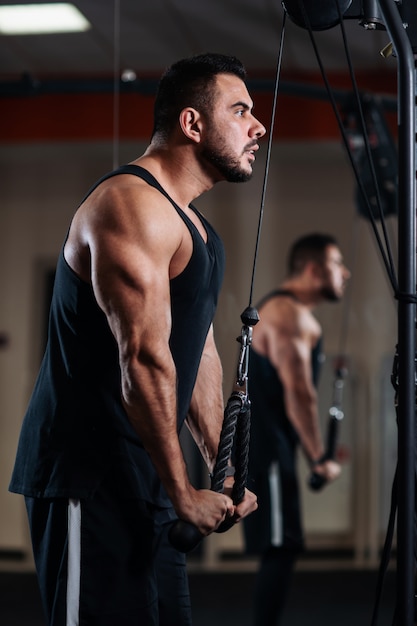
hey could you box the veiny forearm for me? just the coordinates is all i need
[121,350,238,529]
[121,347,193,510]
[186,329,224,472]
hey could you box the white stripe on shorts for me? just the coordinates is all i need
[268,461,283,547]
[67,498,81,626]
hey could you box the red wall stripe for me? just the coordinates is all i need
[0,71,397,142]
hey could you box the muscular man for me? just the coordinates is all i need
[243,233,350,625]
[9,53,265,626]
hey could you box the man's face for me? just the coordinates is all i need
[319,245,350,302]
[199,73,266,183]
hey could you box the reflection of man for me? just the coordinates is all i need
[9,53,265,626]
[244,233,350,626]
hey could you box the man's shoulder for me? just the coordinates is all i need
[260,295,321,342]
[81,170,177,221]
[260,291,300,315]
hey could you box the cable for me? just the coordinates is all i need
[335,1,398,292]
[113,0,120,170]
[248,11,287,307]
[294,0,399,293]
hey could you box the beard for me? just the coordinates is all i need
[320,285,342,302]
[200,131,254,183]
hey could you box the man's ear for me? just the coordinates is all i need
[179,108,203,143]
[310,261,324,280]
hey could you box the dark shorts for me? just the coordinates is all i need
[243,457,304,556]
[25,477,191,626]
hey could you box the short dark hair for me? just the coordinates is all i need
[288,233,338,275]
[152,53,247,140]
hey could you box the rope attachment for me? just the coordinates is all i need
[308,356,348,490]
[168,307,258,552]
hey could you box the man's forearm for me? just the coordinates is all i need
[121,352,194,510]
[285,389,325,462]
[186,334,224,471]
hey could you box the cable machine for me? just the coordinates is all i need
[380,3,416,624]
[281,1,416,623]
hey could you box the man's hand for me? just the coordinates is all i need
[175,487,235,536]
[223,478,258,523]
[313,459,341,483]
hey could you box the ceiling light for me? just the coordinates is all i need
[0,3,91,35]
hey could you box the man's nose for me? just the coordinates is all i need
[252,116,266,138]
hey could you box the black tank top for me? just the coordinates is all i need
[247,290,323,471]
[10,165,225,504]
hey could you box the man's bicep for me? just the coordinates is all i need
[90,221,175,352]
[270,333,312,390]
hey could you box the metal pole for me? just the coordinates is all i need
[378,2,416,624]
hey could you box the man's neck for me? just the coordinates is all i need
[134,144,215,209]
[279,278,321,309]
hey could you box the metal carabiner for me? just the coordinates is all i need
[236,324,252,391]
[235,305,259,394]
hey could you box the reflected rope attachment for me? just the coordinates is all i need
[308,355,348,490]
